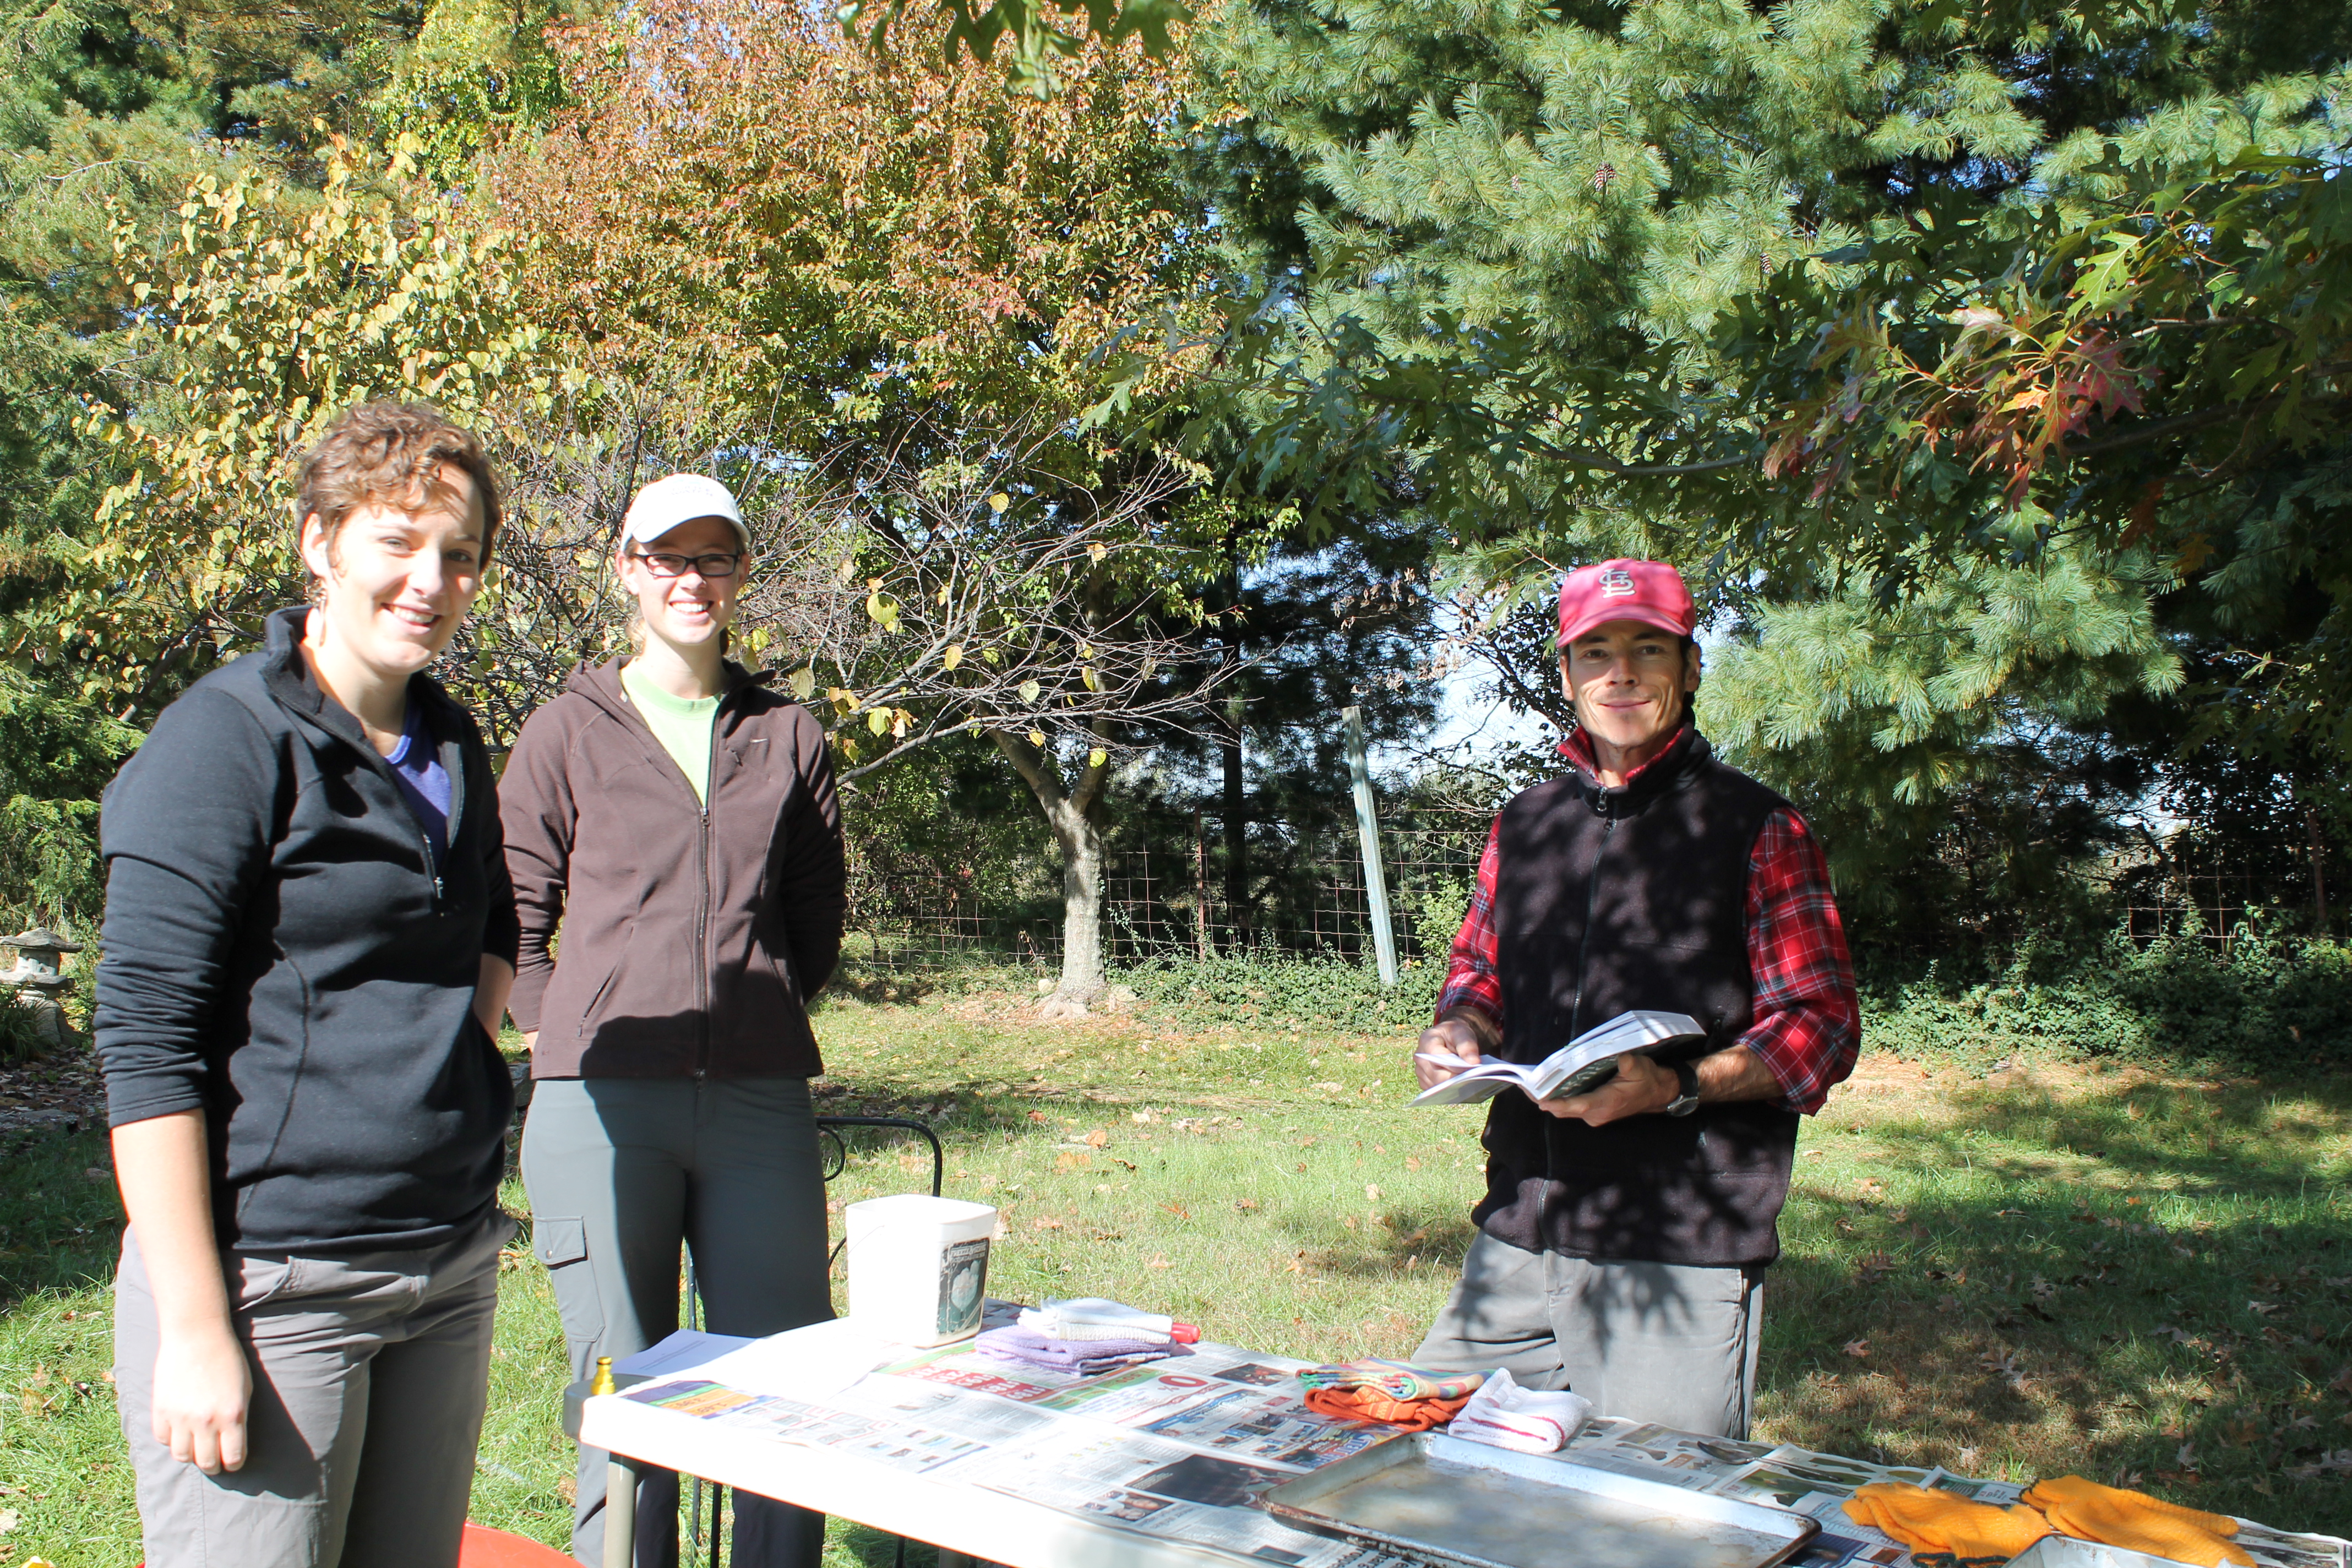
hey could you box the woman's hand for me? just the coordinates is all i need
[151,1320,252,1473]
[113,1109,252,1474]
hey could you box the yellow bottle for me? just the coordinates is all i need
[590,1355,616,1396]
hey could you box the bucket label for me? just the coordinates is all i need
[938,1237,989,1337]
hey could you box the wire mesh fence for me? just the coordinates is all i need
[841,805,1496,972]
[840,804,2324,976]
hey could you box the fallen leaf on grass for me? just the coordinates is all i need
[1084,1130,1109,1148]
[1295,1161,1309,1173]
[1365,1184,1381,1201]
[1026,1110,1048,1123]
[1147,1255,1171,1270]
[1054,1152,1091,1172]
[1235,1197,1260,1212]
[1843,1340,1870,1359]
[1405,1156,1422,1170]
[1032,1217,1064,1231]
[0,1510,17,1533]
[1161,1201,1190,1219]
[1343,1216,1359,1230]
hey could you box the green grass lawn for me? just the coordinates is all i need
[3,984,2348,1565]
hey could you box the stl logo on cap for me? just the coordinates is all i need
[1556,558,1697,646]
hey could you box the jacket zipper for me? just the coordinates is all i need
[693,705,722,1080]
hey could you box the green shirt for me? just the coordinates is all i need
[620,660,720,805]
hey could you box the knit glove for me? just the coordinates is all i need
[1842,1483,2052,1566]
[2020,1476,2251,1568]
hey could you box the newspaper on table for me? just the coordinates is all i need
[618,1321,1415,1566]
[613,1319,2352,1568]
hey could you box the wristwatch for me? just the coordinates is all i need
[1663,1060,1701,1117]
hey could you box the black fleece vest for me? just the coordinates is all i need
[1471,728,1801,1267]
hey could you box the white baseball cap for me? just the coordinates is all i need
[620,474,752,553]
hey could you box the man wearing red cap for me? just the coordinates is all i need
[1411,559,1859,1438]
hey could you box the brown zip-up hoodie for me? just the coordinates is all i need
[499,656,845,1079]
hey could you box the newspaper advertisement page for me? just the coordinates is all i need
[1556,1420,1778,1491]
[875,1341,1101,1403]
[831,1375,1063,1446]
[1710,1446,1939,1507]
[622,1381,991,1474]
[2233,1520,2352,1568]
[1121,1385,1387,1469]
[1022,1344,1386,1468]
[1776,1489,1917,1568]
[951,1424,1415,1567]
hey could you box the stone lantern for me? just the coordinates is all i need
[2,928,84,1053]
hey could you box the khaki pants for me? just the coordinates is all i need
[115,1213,510,1568]
[522,1076,832,1568]
[1414,1230,1765,1438]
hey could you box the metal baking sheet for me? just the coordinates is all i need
[1262,1431,1820,1568]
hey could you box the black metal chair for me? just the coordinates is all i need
[681,1115,943,1567]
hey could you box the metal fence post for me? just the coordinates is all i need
[1343,706,1400,986]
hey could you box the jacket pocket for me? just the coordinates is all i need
[576,960,624,1037]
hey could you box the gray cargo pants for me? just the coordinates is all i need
[114,1212,510,1568]
[1414,1231,1765,1438]
[521,1076,832,1568]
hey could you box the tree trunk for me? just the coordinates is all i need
[1218,538,1249,952]
[2306,802,2330,937]
[992,731,1112,1015]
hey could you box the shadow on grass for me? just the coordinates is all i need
[1762,1071,2352,1534]
[1285,1202,1478,1281]
[0,1125,124,1306]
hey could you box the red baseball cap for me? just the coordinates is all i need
[1556,559,1696,646]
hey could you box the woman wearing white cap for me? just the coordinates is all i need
[499,473,846,1567]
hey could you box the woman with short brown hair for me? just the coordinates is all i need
[97,401,519,1567]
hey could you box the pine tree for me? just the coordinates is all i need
[1171,0,2352,912]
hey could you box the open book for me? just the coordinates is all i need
[1410,1010,1707,1107]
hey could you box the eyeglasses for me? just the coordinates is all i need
[630,550,743,579]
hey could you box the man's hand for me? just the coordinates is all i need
[1538,1051,1679,1126]
[151,1321,252,1473]
[1413,1015,1487,1090]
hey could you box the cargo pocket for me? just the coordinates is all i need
[532,1217,607,1378]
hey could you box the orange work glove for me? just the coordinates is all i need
[1843,1482,2052,1566]
[2021,1476,2250,1568]
[1302,1386,1471,1431]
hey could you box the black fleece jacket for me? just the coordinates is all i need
[95,607,520,1254]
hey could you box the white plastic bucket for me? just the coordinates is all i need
[843,1194,999,1346]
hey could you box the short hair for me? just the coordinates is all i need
[295,401,502,567]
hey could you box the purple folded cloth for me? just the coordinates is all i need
[972,1325,1177,1375]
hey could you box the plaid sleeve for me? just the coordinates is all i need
[1739,808,1860,1114]
[1433,815,1504,1036]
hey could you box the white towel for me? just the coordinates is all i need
[1448,1369,1593,1454]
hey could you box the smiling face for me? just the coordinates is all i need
[299,465,486,679]
[1561,617,1701,761]
[617,515,742,652]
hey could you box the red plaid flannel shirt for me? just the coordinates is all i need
[1434,736,1859,1115]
